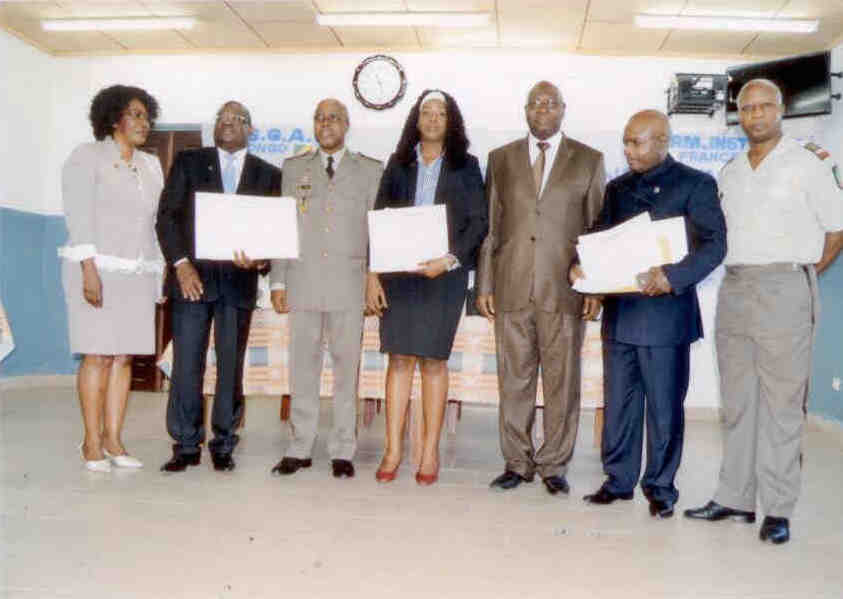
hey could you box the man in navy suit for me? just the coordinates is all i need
[156,101,281,472]
[572,110,726,517]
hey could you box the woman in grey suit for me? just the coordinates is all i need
[59,85,164,472]
[367,90,487,485]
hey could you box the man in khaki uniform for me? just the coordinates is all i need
[269,99,383,479]
[476,81,606,495]
[685,79,843,544]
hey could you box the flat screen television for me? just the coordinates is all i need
[725,51,832,125]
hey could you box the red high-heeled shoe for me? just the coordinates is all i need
[415,471,438,486]
[375,466,398,483]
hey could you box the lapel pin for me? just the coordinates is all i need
[654,186,660,194]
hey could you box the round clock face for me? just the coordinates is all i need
[353,55,407,110]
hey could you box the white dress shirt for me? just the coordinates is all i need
[320,146,346,172]
[527,129,563,196]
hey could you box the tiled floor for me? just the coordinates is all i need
[2,387,842,599]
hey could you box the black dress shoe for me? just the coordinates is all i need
[331,459,355,478]
[542,475,570,495]
[759,516,790,544]
[211,453,235,472]
[683,500,755,523]
[271,456,312,475]
[648,498,674,519]
[489,470,534,490]
[583,485,634,504]
[160,450,200,472]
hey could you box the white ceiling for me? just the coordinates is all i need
[2,0,842,58]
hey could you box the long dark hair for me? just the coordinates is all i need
[393,89,469,168]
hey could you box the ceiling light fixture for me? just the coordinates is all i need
[317,12,491,28]
[634,15,818,34]
[42,17,197,32]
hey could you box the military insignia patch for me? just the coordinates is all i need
[803,142,831,161]
[296,174,312,213]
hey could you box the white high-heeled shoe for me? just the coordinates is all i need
[78,443,111,473]
[103,449,143,469]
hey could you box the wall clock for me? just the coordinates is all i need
[352,54,407,111]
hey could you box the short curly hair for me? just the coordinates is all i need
[88,85,159,141]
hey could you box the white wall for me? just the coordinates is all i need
[32,49,753,214]
[1,31,55,214]
[6,29,840,211]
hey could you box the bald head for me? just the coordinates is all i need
[315,98,349,124]
[623,109,671,173]
[314,98,350,153]
[525,81,565,140]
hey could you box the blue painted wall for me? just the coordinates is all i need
[812,258,843,423]
[0,207,78,376]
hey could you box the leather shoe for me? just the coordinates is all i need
[489,470,533,490]
[211,453,235,472]
[648,498,674,519]
[583,485,633,504]
[271,456,312,475]
[759,516,790,544]
[542,475,570,495]
[331,459,355,478]
[683,500,755,523]
[160,449,200,472]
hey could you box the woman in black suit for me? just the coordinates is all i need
[367,90,487,485]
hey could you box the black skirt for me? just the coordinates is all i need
[379,268,468,360]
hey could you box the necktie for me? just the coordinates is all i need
[222,153,237,194]
[533,141,549,196]
[326,155,335,179]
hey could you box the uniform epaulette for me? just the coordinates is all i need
[354,151,381,164]
[289,147,316,160]
[803,142,831,161]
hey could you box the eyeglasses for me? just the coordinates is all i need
[123,109,150,122]
[314,113,345,124]
[738,102,779,114]
[216,111,249,125]
[526,99,563,110]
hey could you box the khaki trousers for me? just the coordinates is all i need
[714,264,818,518]
[495,306,585,478]
[287,310,363,461]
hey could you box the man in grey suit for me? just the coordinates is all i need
[269,98,383,478]
[476,81,606,495]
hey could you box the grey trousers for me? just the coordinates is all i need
[714,264,818,518]
[287,310,364,461]
[494,306,585,479]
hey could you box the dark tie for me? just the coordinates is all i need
[326,155,335,179]
[533,141,549,196]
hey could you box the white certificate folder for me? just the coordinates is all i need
[573,213,688,294]
[194,192,299,260]
[368,204,449,273]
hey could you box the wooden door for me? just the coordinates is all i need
[131,128,202,392]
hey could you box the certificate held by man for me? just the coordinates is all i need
[573,212,688,294]
[368,204,449,273]
[194,192,299,260]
